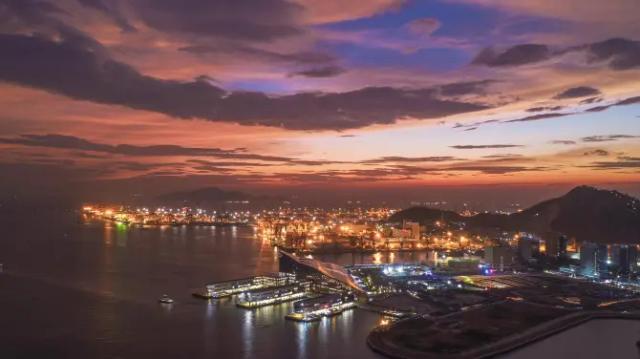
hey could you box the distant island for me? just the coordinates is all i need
[156,186,280,207]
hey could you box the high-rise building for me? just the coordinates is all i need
[580,242,598,276]
[628,245,638,273]
[517,237,533,261]
[558,236,568,258]
[484,245,515,272]
[580,242,609,277]
[610,244,638,275]
[545,235,568,258]
[517,237,539,262]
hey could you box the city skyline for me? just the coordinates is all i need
[1,0,639,202]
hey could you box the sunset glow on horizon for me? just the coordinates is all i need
[1,0,639,201]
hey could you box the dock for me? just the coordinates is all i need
[236,283,311,308]
[193,272,298,299]
[285,293,357,322]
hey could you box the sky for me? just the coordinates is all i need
[0,0,639,205]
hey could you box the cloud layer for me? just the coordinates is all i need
[0,32,488,131]
[0,0,638,195]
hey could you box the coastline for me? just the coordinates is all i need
[367,311,640,359]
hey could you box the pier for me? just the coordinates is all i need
[193,272,297,299]
[236,283,312,308]
[286,293,357,322]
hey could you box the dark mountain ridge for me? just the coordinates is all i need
[389,186,640,244]
[156,187,277,206]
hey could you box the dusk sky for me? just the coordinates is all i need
[1,0,639,203]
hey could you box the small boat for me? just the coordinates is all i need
[159,294,174,304]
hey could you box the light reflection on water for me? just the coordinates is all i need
[115,225,128,247]
[0,213,384,358]
[242,309,255,359]
[6,212,638,358]
[296,320,311,358]
[205,299,216,319]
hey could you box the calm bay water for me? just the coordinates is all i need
[0,210,391,359]
[4,210,637,358]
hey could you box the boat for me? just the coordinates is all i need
[192,289,216,299]
[286,312,321,322]
[159,294,174,304]
[236,284,307,308]
[285,293,356,321]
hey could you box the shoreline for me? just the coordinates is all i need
[279,247,477,256]
[367,310,640,359]
[84,218,253,227]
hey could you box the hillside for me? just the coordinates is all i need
[387,207,464,224]
[390,186,640,244]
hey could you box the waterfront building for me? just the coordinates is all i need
[236,283,308,308]
[402,220,421,240]
[390,228,412,239]
[286,293,356,321]
[484,245,515,272]
[278,250,364,293]
[203,273,296,298]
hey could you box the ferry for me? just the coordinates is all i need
[286,293,356,322]
[158,294,174,304]
[195,273,298,300]
[236,284,307,308]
